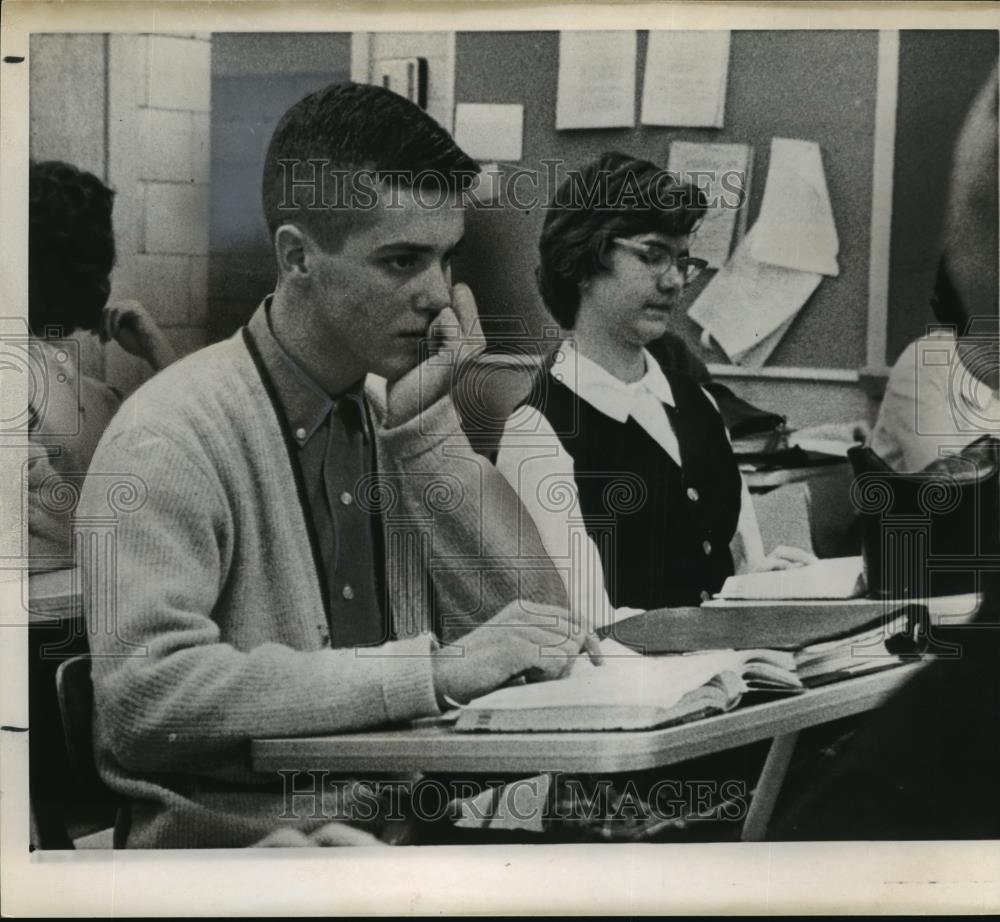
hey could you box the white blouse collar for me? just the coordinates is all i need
[552,340,675,422]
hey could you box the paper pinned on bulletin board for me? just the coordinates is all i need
[750,138,840,277]
[667,141,751,268]
[687,228,822,366]
[454,104,524,162]
[556,31,637,130]
[641,30,731,128]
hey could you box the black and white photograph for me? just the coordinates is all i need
[2,1,999,915]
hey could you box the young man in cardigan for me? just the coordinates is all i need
[77,83,592,848]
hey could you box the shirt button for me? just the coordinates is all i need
[699,590,711,603]
[295,427,307,441]
[687,487,700,502]
[342,585,355,601]
[702,540,712,555]
[340,491,353,506]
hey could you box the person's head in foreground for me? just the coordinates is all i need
[261,82,479,390]
[29,160,116,338]
[936,63,999,391]
[537,151,707,352]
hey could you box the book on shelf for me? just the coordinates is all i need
[452,639,802,733]
[716,555,866,601]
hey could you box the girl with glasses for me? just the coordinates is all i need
[495,151,812,630]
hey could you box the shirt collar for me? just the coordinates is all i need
[553,340,675,422]
[247,297,365,446]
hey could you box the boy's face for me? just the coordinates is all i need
[304,184,465,382]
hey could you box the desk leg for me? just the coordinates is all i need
[741,731,799,842]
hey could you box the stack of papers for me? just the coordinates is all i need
[716,556,866,602]
[687,138,839,367]
[687,228,821,365]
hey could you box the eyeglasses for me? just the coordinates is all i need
[612,238,708,284]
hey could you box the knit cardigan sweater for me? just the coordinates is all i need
[78,329,565,848]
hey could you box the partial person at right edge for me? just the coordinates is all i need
[870,64,999,473]
[771,63,1000,841]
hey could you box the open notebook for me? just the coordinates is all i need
[716,556,866,601]
[452,639,802,733]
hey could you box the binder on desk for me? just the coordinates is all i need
[600,592,982,655]
[602,599,887,653]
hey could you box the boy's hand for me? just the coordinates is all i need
[431,601,603,707]
[385,283,485,428]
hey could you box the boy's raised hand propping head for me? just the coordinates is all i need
[385,283,486,428]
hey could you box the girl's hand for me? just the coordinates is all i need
[101,300,177,371]
[753,545,817,572]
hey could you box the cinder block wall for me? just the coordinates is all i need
[29,32,212,395]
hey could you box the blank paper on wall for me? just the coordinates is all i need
[454,104,524,162]
[556,31,637,130]
[750,137,840,277]
[641,31,731,128]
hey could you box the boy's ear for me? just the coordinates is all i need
[274,224,309,278]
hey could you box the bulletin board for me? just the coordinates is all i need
[451,29,879,371]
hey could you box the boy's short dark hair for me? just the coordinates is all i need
[261,82,479,250]
[29,160,116,336]
[537,151,707,329]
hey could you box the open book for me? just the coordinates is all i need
[452,640,802,733]
[716,556,866,601]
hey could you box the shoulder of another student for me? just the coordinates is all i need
[885,331,955,399]
[99,337,245,443]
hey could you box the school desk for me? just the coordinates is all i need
[252,659,927,841]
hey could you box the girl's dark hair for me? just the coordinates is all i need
[29,160,116,335]
[537,152,707,329]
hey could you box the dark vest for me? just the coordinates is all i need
[525,365,742,609]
